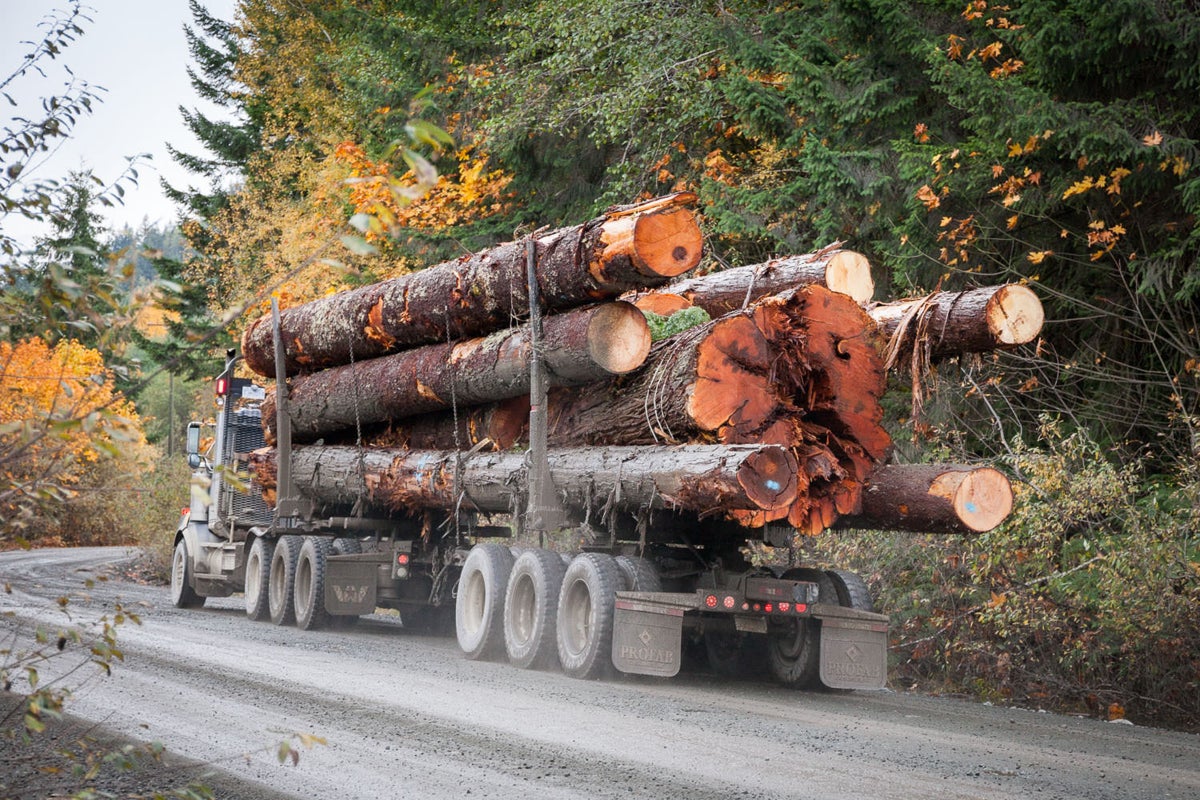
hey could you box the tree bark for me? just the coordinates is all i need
[626,246,875,316]
[870,284,1044,368]
[249,443,800,522]
[242,192,702,377]
[837,463,1014,533]
[547,285,892,534]
[263,302,650,442]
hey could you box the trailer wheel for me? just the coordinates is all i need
[504,549,567,670]
[170,539,204,609]
[556,553,621,680]
[332,537,362,556]
[766,568,835,688]
[295,537,333,631]
[244,537,274,621]
[455,543,515,660]
[826,569,874,612]
[614,555,662,592]
[268,535,302,626]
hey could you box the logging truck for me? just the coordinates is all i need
[172,345,889,688]
[170,196,1034,689]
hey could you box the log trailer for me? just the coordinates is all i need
[171,198,1034,689]
[173,323,888,691]
[175,345,892,690]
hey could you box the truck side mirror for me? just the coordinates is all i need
[186,421,203,469]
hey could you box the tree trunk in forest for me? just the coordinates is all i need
[626,246,875,316]
[242,192,702,377]
[263,302,650,442]
[837,463,1014,533]
[249,443,800,522]
[870,284,1044,368]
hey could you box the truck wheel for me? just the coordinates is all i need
[268,535,302,626]
[826,569,874,612]
[614,555,662,592]
[504,549,567,670]
[295,537,333,631]
[455,543,515,660]
[766,568,835,688]
[556,553,621,680]
[170,539,205,609]
[244,537,274,621]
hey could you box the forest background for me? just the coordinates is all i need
[1,0,1197,728]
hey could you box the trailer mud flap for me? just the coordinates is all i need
[325,558,378,615]
[612,595,685,677]
[817,609,888,690]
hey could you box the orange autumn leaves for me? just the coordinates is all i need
[334,140,513,241]
[0,337,146,533]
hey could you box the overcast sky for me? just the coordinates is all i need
[1,0,239,249]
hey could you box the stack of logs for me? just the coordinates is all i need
[247,192,1044,537]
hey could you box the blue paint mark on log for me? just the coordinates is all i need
[965,502,977,513]
[766,480,781,491]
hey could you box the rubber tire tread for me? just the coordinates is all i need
[244,537,274,621]
[556,553,621,680]
[766,568,836,688]
[268,535,302,626]
[614,555,662,592]
[455,543,515,660]
[295,537,333,631]
[503,549,567,670]
[826,569,874,612]
[170,539,204,609]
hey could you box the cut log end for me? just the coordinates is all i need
[632,292,693,317]
[736,446,800,511]
[586,302,653,375]
[988,284,1045,346]
[630,207,704,278]
[824,251,875,304]
[932,466,1013,532]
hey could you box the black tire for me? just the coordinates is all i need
[504,549,567,670]
[556,553,621,680]
[455,543,515,660]
[295,537,333,631]
[170,539,204,609]
[703,628,768,678]
[766,568,836,687]
[331,537,363,556]
[244,537,274,621]
[826,569,874,612]
[268,535,302,626]
[614,555,662,592]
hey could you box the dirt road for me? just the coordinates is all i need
[2,547,1196,799]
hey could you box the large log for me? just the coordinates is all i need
[838,463,1014,533]
[627,246,875,316]
[547,285,892,534]
[249,443,800,522]
[264,302,650,442]
[293,286,892,535]
[870,284,1044,368]
[243,193,703,377]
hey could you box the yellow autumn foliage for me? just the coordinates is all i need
[0,338,149,544]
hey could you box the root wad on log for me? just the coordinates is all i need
[249,443,800,523]
[242,192,702,377]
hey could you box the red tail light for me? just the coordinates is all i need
[215,376,229,396]
[705,594,718,608]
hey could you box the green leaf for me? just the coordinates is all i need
[338,234,378,256]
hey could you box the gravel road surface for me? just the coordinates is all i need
[2,546,1197,799]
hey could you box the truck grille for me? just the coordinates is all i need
[219,408,273,526]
